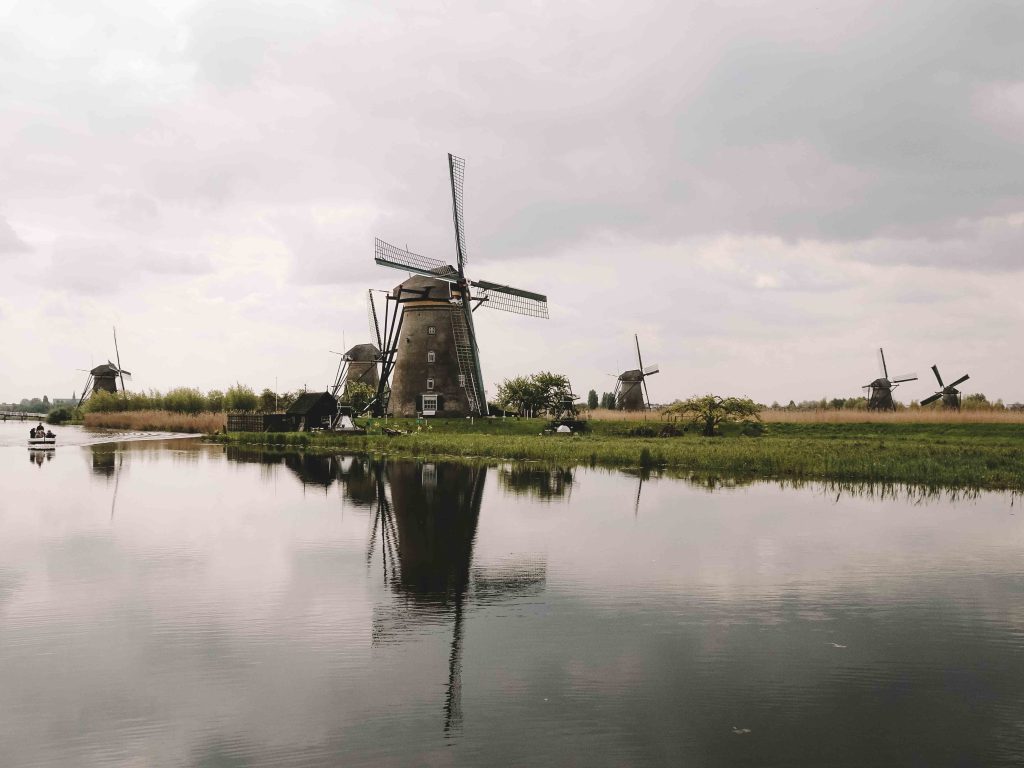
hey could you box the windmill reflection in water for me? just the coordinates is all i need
[367,460,546,734]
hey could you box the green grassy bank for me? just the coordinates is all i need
[210,418,1024,491]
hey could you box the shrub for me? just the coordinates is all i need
[46,406,78,424]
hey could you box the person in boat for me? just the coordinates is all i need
[45,430,55,439]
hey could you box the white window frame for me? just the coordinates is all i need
[426,378,434,390]
[427,351,436,363]
[427,325,436,335]
[422,394,438,414]
[458,374,466,387]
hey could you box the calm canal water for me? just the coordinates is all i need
[2,422,1023,767]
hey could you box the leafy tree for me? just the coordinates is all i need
[206,389,225,412]
[962,393,990,410]
[164,387,206,414]
[225,384,259,412]
[496,375,544,416]
[663,394,761,437]
[258,388,280,413]
[587,389,598,410]
[342,381,376,413]
[496,372,575,417]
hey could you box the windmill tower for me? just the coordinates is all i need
[921,364,969,410]
[77,328,131,406]
[371,153,549,417]
[615,335,660,411]
[863,347,916,411]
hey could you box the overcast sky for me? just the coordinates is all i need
[2,0,1022,406]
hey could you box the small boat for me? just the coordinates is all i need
[28,435,57,450]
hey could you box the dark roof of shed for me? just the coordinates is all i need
[287,391,337,415]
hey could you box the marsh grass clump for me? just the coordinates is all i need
[85,410,226,433]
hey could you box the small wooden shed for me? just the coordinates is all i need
[287,391,338,431]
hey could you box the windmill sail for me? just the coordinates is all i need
[367,290,383,350]
[449,153,469,271]
[375,239,458,281]
[471,280,549,318]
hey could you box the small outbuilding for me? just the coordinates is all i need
[287,391,338,431]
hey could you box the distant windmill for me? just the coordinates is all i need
[77,327,131,406]
[921,365,969,410]
[615,335,659,411]
[371,153,549,417]
[863,347,916,411]
[329,291,382,405]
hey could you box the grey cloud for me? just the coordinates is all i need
[48,239,213,295]
[0,216,31,255]
[95,189,160,230]
[2,0,1024,307]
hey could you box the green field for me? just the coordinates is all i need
[211,418,1024,491]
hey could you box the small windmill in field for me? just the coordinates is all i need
[371,153,549,417]
[921,365,969,410]
[329,291,382,403]
[77,327,131,406]
[863,347,916,411]
[615,335,659,411]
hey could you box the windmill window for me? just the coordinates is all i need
[427,325,436,335]
[426,379,434,390]
[458,374,466,387]
[422,395,438,413]
[427,351,436,363]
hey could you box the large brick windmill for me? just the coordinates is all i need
[371,153,549,417]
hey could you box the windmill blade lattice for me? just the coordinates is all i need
[948,373,970,388]
[471,280,549,318]
[367,290,383,351]
[449,153,469,271]
[374,239,458,281]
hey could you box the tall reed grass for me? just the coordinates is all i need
[84,410,226,433]
[760,409,1024,424]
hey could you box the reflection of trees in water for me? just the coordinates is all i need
[624,467,1003,506]
[498,464,575,501]
[223,448,381,507]
[284,453,335,489]
[369,460,545,734]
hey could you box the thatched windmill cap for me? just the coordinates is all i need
[345,343,380,362]
[392,275,459,302]
[618,368,643,382]
[91,361,128,376]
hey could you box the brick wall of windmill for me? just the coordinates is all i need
[388,303,474,417]
[617,375,646,411]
